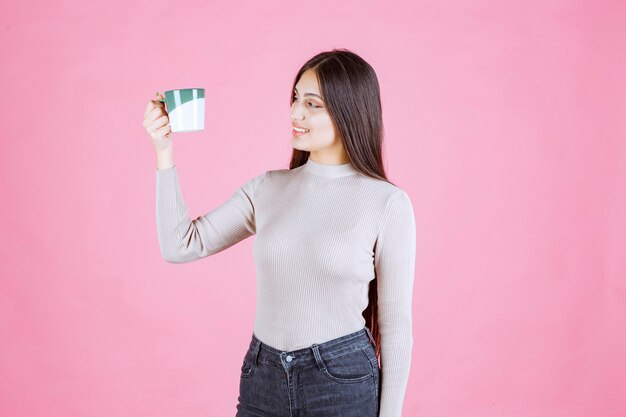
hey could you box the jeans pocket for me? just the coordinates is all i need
[361,342,379,368]
[240,350,257,379]
[320,346,374,383]
[361,343,380,402]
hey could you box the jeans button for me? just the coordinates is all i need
[286,355,293,362]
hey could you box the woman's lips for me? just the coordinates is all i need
[292,128,309,137]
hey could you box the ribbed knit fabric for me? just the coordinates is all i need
[155,157,416,417]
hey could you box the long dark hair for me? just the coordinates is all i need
[288,48,395,362]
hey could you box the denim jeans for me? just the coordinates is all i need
[236,326,380,417]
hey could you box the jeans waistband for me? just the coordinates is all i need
[247,326,376,370]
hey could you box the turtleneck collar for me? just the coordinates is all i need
[303,157,358,177]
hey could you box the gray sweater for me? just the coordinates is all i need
[155,157,416,417]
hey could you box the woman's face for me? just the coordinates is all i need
[290,69,346,161]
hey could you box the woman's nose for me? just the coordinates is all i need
[290,103,304,120]
[290,111,304,121]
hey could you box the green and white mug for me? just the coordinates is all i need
[158,88,205,132]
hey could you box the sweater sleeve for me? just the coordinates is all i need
[374,191,416,417]
[155,165,267,263]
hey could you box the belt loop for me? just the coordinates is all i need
[364,326,376,347]
[310,344,326,371]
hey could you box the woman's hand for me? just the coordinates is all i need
[143,92,173,154]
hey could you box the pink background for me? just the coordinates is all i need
[1,0,625,416]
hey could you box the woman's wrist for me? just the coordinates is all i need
[156,149,175,170]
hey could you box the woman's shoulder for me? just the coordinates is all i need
[261,165,306,182]
[355,172,409,199]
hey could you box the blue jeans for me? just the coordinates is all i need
[236,326,380,417]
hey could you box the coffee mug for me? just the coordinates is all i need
[158,88,205,132]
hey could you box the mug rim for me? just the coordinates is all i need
[163,87,204,93]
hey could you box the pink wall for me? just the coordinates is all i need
[1,1,625,416]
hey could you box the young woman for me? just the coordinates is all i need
[144,48,416,417]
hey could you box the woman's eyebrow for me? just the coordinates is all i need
[294,87,323,100]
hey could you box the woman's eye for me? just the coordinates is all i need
[293,96,321,109]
